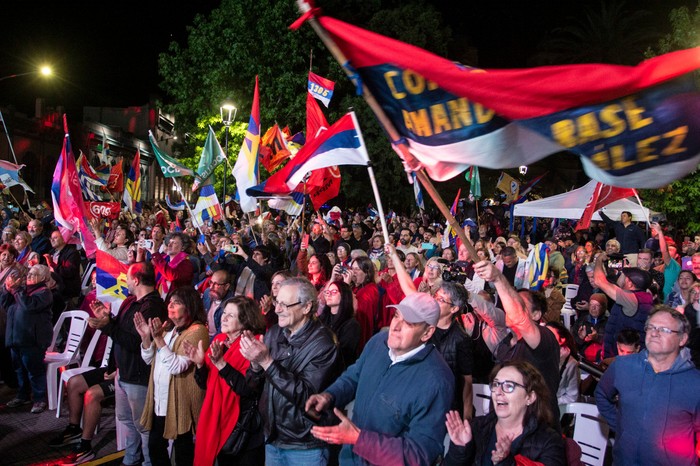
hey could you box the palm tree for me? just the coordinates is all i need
[530,0,659,65]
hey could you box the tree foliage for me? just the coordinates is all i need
[641,2,700,234]
[531,0,658,66]
[157,0,453,211]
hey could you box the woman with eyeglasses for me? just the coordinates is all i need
[416,257,444,296]
[260,270,291,330]
[444,360,566,466]
[184,296,266,466]
[319,280,361,369]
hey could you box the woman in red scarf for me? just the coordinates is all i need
[184,296,266,466]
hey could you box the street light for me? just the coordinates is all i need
[220,102,237,205]
[0,64,53,82]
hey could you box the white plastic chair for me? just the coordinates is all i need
[44,310,89,410]
[559,402,610,466]
[472,383,492,417]
[80,261,96,296]
[55,330,113,418]
[560,284,580,329]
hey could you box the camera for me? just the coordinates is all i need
[140,239,154,250]
[607,252,626,270]
[224,244,238,253]
[442,261,470,283]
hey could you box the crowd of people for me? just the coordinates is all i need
[0,198,699,465]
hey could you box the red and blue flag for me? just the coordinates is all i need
[247,112,369,197]
[294,13,700,188]
[96,250,129,313]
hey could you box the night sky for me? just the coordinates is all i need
[0,0,696,117]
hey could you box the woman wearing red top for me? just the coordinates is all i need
[332,256,380,351]
[184,296,266,466]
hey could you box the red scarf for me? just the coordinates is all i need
[194,334,252,466]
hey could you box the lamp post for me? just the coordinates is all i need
[0,65,52,82]
[220,103,237,205]
[0,65,53,165]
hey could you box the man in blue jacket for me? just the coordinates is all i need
[595,306,700,466]
[306,292,454,465]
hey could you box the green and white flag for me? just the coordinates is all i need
[148,131,197,179]
[192,126,227,191]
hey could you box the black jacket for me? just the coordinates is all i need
[444,412,566,466]
[52,244,82,299]
[102,290,166,385]
[3,283,54,349]
[247,318,340,448]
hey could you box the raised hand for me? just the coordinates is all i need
[182,339,206,367]
[209,339,228,367]
[133,312,151,343]
[445,410,472,447]
[491,431,514,464]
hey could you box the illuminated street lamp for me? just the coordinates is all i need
[0,64,53,82]
[0,64,54,164]
[220,103,237,204]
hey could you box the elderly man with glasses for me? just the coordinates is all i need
[239,277,339,465]
[596,306,700,466]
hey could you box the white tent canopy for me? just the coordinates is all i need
[512,180,660,222]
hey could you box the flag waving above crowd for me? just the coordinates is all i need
[292,12,700,188]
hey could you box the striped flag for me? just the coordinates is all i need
[123,149,142,214]
[51,116,97,257]
[192,184,223,227]
[165,194,186,211]
[232,76,261,213]
[297,13,700,188]
[96,250,129,313]
[268,191,305,216]
[412,173,424,210]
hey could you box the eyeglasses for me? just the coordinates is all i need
[324,289,340,296]
[491,379,527,394]
[210,282,228,287]
[644,324,681,335]
[276,301,303,311]
[434,296,453,306]
[426,264,442,271]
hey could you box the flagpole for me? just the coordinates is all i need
[300,180,308,235]
[0,111,19,164]
[172,177,211,252]
[246,212,260,245]
[296,1,478,260]
[633,189,652,227]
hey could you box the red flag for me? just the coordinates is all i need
[51,116,97,258]
[306,92,329,141]
[308,166,341,210]
[108,158,124,193]
[576,182,637,231]
[305,88,340,208]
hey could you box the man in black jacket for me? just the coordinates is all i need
[240,277,339,465]
[88,262,166,466]
[45,231,82,303]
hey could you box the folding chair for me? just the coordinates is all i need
[472,383,492,417]
[56,330,113,418]
[44,310,89,410]
[559,402,610,466]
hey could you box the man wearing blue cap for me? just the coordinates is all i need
[306,292,454,466]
